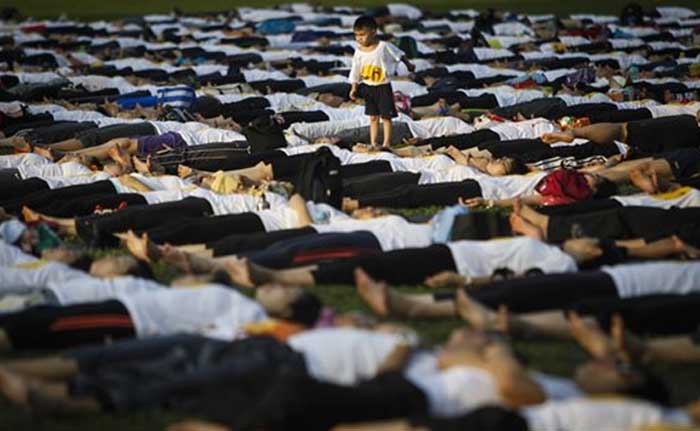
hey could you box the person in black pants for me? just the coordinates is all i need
[343,180,482,209]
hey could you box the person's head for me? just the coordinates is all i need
[353,16,378,47]
[583,173,618,198]
[89,255,153,279]
[255,284,322,327]
[192,95,222,119]
[575,359,670,405]
[317,92,345,108]
[484,157,529,176]
[562,238,604,263]
[351,207,389,219]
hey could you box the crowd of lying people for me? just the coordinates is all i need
[1,2,700,430]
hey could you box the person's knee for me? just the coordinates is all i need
[369,115,380,123]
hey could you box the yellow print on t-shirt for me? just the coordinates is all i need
[652,186,691,200]
[360,64,386,84]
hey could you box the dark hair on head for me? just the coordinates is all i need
[127,259,155,280]
[69,254,94,272]
[621,368,671,406]
[593,177,618,199]
[508,158,529,175]
[192,95,222,119]
[353,15,378,32]
[288,291,322,327]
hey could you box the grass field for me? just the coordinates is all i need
[2,0,699,20]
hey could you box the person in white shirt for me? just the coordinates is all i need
[348,15,415,149]
[0,278,321,352]
[219,236,595,289]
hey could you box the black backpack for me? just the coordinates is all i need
[293,147,343,208]
[242,115,287,153]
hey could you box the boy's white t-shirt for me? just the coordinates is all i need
[404,351,501,418]
[612,187,700,209]
[288,327,403,386]
[0,242,37,267]
[523,397,691,431]
[349,41,405,86]
[446,237,578,278]
[601,261,700,298]
[119,284,267,340]
[313,215,433,251]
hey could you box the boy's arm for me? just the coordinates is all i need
[400,55,416,72]
[349,53,361,101]
[349,82,359,101]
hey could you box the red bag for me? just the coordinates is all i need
[536,168,593,206]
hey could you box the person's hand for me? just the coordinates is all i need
[459,196,492,208]
[349,88,358,102]
[406,62,416,73]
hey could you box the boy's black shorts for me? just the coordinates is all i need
[361,83,397,119]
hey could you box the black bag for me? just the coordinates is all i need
[450,211,511,241]
[242,115,287,153]
[293,147,343,208]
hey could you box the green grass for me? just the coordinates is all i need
[5,0,700,21]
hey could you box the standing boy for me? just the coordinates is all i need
[349,16,416,149]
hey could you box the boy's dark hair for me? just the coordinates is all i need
[621,368,671,406]
[353,15,378,32]
[127,259,155,280]
[593,177,618,199]
[288,292,322,327]
[509,158,529,175]
[69,254,94,272]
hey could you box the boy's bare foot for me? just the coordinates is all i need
[33,146,54,161]
[509,212,544,240]
[446,146,468,165]
[629,166,659,194]
[672,235,700,259]
[21,206,41,223]
[125,231,151,263]
[512,197,522,215]
[542,131,575,144]
[0,367,29,406]
[177,164,194,179]
[355,268,389,317]
[455,289,504,332]
[132,155,151,174]
[108,145,132,169]
[568,311,615,360]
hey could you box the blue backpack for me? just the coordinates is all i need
[157,86,196,110]
[256,19,296,35]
